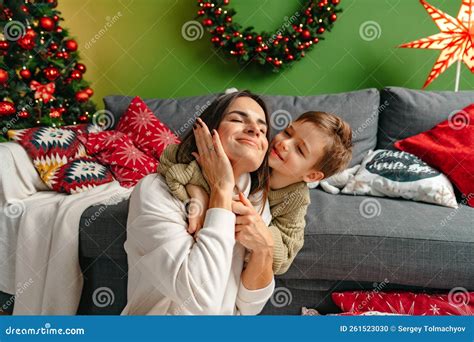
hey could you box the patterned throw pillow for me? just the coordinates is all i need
[82,131,158,188]
[341,149,458,208]
[332,290,474,315]
[116,96,180,159]
[8,124,114,193]
[50,157,114,194]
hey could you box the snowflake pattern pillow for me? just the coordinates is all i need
[332,290,474,316]
[341,149,458,208]
[82,131,158,188]
[116,96,180,159]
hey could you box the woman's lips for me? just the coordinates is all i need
[238,138,258,148]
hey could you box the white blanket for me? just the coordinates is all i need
[0,142,132,314]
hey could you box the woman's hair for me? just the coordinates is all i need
[295,111,353,178]
[177,90,271,212]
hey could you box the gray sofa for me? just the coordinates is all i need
[74,87,474,315]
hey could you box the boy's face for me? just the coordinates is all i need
[269,120,327,183]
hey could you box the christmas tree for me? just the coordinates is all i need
[0,0,96,142]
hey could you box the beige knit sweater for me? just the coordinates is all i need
[158,144,310,275]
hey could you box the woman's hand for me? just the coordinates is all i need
[191,117,234,195]
[233,192,274,254]
[185,184,209,236]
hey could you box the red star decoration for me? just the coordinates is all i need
[399,0,474,88]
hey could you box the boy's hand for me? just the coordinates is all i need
[185,184,209,236]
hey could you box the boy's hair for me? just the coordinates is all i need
[295,111,353,179]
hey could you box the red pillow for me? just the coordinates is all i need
[332,290,474,315]
[85,132,158,188]
[394,104,474,207]
[50,157,114,194]
[116,96,180,159]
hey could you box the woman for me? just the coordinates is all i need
[122,90,275,315]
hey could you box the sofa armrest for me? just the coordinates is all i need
[0,142,47,204]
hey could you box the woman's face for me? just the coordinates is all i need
[217,96,269,173]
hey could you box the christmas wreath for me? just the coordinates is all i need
[196,0,342,71]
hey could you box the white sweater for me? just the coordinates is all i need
[121,173,274,315]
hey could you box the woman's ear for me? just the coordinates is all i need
[302,170,325,183]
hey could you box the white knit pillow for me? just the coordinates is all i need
[341,149,458,208]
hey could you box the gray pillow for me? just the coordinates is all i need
[377,87,474,150]
[104,88,380,167]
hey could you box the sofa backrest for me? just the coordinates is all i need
[377,87,474,150]
[104,88,380,167]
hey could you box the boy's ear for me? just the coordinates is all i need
[302,169,325,183]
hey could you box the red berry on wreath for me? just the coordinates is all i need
[62,52,70,59]
[197,9,205,15]
[53,15,60,21]
[286,54,294,60]
[20,68,31,79]
[56,26,63,33]
[216,26,225,34]
[71,70,82,80]
[0,69,8,84]
[233,31,240,37]
[0,101,15,116]
[245,35,252,40]
[317,27,325,34]
[223,0,229,4]
[256,36,262,43]
[40,17,55,31]
[214,8,222,15]
[44,66,59,81]
[75,91,89,102]
[79,114,88,122]
[20,5,28,13]
[330,14,337,21]
[0,41,9,50]
[202,19,213,26]
[225,16,232,23]
[255,47,262,52]
[65,39,78,51]
[313,37,319,43]
[302,29,311,40]
[266,57,272,62]
[49,42,58,50]
[211,36,220,44]
[75,63,87,73]
[235,41,244,49]
[332,0,340,4]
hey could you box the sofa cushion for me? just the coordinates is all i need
[279,189,474,290]
[104,88,380,166]
[377,87,474,150]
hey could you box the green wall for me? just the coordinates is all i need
[58,0,473,108]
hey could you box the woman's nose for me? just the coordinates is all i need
[244,123,260,137]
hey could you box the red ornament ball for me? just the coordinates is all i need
[332,0,340,4]
[44,66,59,81]
[75,63,87,73]
[75,91,89,102]
[53,15,59,21]
[18,36,35,50]
[25,28,37,38]
[56,26,63,33]
[317,27,325,34]
[18,110,30,118]
[0,101,15,116]
[20,5,29,13]
[20,68,31,79]
[40,17,55,31]
[65,39,78,51]
[330,14,337,21]
[85,88,94,96]
[225,16,232,23]
[70,70,82,80]
[0,41,9,50]
[197,10,205,16]
[216,26,225,34]
[79,114,88,122]
[49,42,58,50]
[0,69,8,84]
[235,41,244,49]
